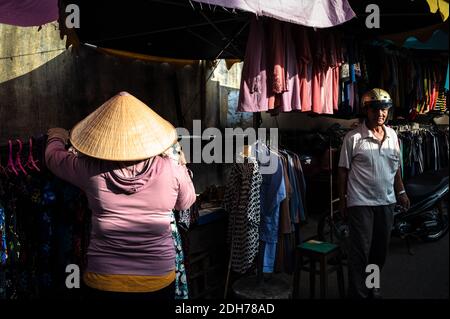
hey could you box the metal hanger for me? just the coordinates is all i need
[0,148,6,176]
[7,140,18,176]
[25,137,40,172]
[14,139,28,175]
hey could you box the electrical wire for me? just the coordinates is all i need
[0,48,66,60]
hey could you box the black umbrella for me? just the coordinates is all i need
[64,0,252,60]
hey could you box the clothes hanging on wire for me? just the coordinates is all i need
[337,36,365,117]
[267,21,301,113]
[366,46,448,119]
[0,137,90,299]
[237,17,349,115]
[394,126,449,180]
[238,20,448,118]
[237,17,269,113]
[295,25,313,112]
[0,170,91,299]
[434,83,448,112]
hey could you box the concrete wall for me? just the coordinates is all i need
[0,23,207,141]
[1,23,70,141]
[0,22,228,192]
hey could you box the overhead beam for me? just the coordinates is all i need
[86,17,247,44]
[212,20,249,60]
[199,10,243,57]
[187,28,239,59]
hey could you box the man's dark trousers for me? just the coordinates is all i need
[347,204,395,299]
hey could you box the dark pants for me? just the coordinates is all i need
[347,204,395,299]
[83,281,175,301]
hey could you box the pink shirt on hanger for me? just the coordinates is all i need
[267,20,288,110]
[312,31,327,114]
[333,35,344,111]
[237,17,269,112]
[295,26,313,112]
[279,23,301,112]
[322,35,334,115]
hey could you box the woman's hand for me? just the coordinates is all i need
[47,128,69,144]
[179,150,187,165]
[163,142,187,165]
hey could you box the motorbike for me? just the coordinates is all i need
[392,168,449,242]
[317,168,449,255]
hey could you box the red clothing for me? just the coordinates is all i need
[295,26,312,112]
[332,34,344,110]
[280,23,301,112]
[267,20,287,110]
[312,31,327,114]
[237,17,269,112]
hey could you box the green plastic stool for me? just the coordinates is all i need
[292,240,345,299]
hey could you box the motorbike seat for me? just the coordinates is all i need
[405,169,449,204]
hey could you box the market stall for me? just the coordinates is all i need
[0,0,448,301]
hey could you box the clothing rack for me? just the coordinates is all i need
[0,163,91,299]
[391,123,436,133]
[223,139,308,297]
[0,136,44,176]
[394,124,449,181]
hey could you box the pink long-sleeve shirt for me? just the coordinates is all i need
[45,137,196,276]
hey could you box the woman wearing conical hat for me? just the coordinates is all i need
[45,91,196,299]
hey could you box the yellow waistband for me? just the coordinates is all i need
[83,270,176,293]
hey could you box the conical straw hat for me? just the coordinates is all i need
[70,91,178,161]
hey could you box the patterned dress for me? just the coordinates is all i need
[223,158,262,274]
[171,211,189,299]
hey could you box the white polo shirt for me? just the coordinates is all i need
[339,122,400,207]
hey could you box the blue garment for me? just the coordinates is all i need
[258,156,286,243]
[0,205,7,266]
[350,63,356,83]
[445,62,449,91]
[282,152,300,228]
[260,157,286,273]
[286,151,307,222]
[262,243,277,273]
[254,143,286,273]
[340,81,355,114]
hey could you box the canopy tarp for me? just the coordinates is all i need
[380,21,449,49]
[1,0,445,60]
[0,0,58,27]
[403,29,448,50]
[64,0,445,60]
[192,0,356,28]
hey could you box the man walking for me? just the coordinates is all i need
[338,88,410,299]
